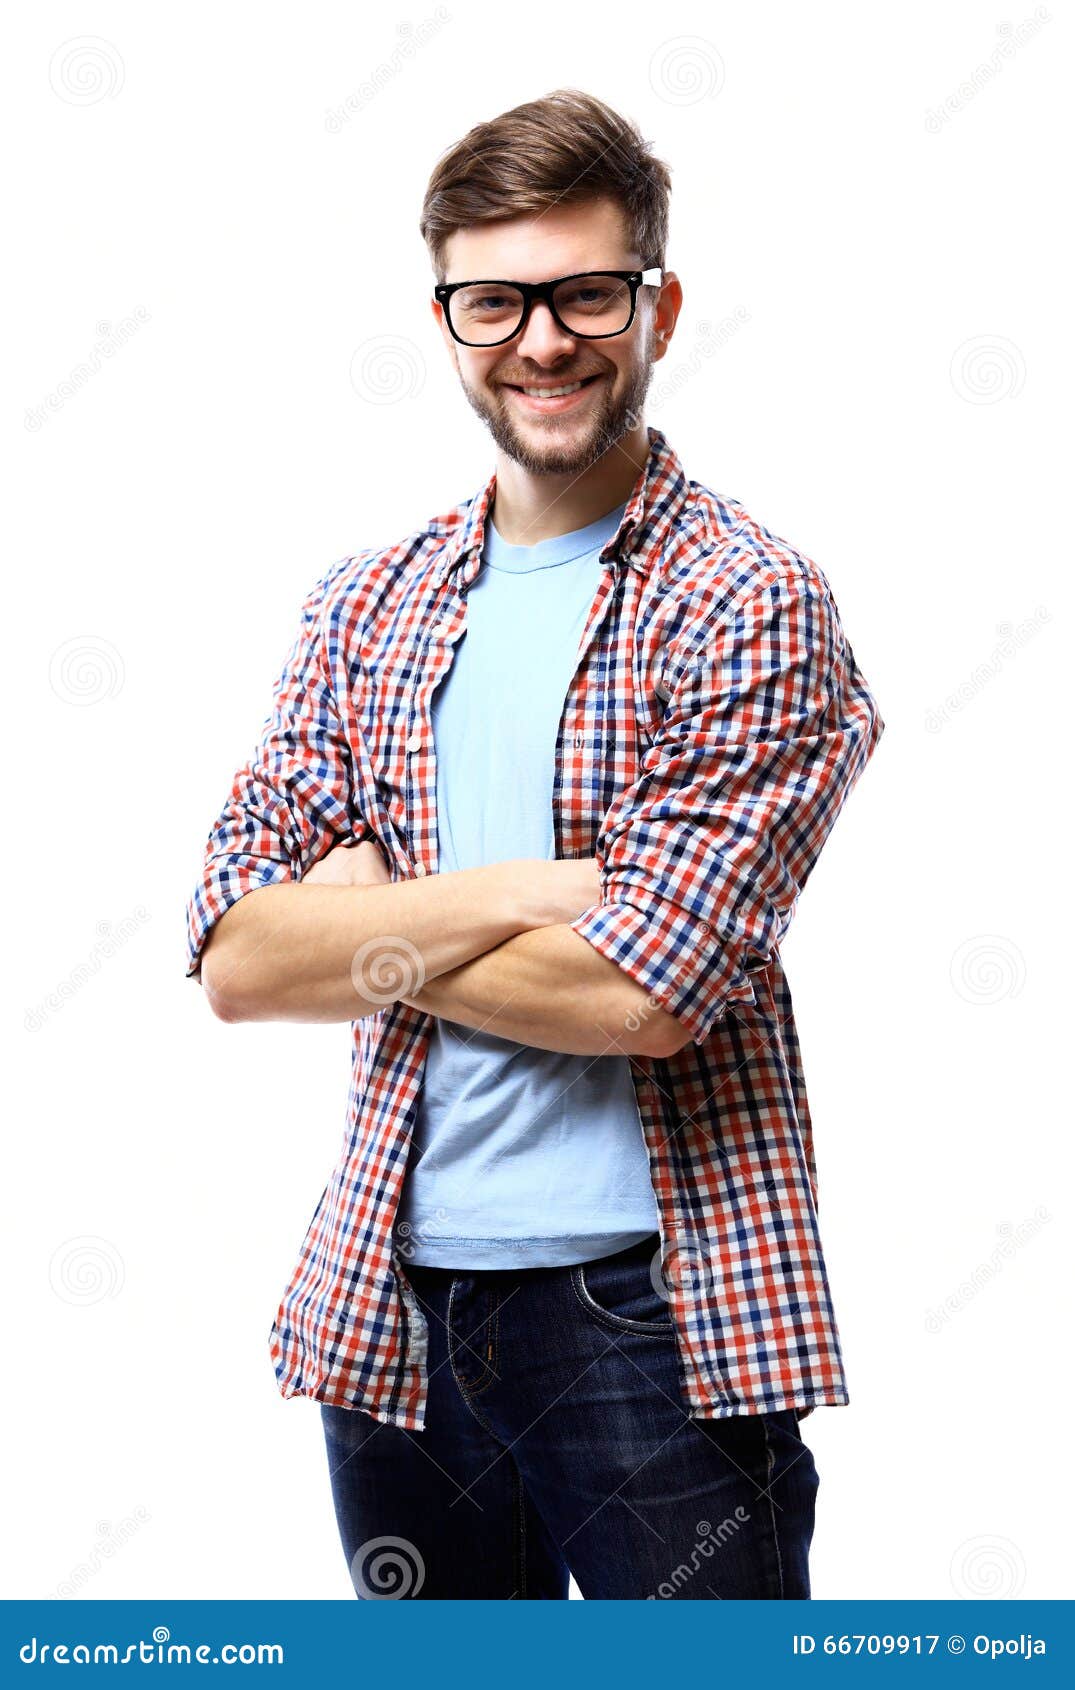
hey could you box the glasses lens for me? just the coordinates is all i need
[552,274,631,336]
[450,282,526,345]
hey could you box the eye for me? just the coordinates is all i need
[560,284,618,308]
[456,288,521,318]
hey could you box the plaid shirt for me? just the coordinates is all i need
[184,425,885,1429]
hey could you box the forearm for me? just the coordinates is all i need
[201,861,545,1024]
[401,923,685,1058]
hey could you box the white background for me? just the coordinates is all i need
[4,0,1071,1602]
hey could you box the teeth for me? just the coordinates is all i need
[521,379,586,397]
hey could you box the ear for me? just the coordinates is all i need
[651,270,684,363]
[431,295,455,353]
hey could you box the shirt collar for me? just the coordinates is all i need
[433,425,689,589]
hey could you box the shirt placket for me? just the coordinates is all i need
[553,554,633,859]
[553,551,703,1411]
[402,566,474,876]
[378,571,471,1427]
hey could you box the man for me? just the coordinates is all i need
[184,89,885,1600]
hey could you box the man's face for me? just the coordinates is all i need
[434,197,661,477]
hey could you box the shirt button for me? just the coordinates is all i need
[406,731,422,753]
[414,862,428,877]
[431,620,453,638]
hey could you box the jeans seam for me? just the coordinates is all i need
[513,1459,526,1599]
[465,1289,501,1397]
[446,1277,505,1441]
[762,1414,785,1600]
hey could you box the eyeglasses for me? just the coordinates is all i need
[434,268,663,348]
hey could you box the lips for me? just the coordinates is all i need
[501,372,605,416]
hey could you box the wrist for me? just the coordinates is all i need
[488,858,550,931]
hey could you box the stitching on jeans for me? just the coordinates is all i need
[762,1415,785,1599]
[446,1278,504,1442]
[466,1288,501,1397]
[447,1277,492,1392]
[570,1260,671,1336]
[513,1457,526,1598]
[445,1281,522,1597]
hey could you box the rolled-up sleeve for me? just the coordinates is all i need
[184,565,368,982]
[569,568,885,1044]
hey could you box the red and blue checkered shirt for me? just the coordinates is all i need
[184,426,885,1429]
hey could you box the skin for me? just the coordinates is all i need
[201,196,690,1058]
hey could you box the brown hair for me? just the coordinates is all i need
[419,88,672,283]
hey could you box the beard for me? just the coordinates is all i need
[453,325,657,477]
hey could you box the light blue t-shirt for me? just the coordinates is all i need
[394,499,661,1268]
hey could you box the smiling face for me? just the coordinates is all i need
[433,196,672,477]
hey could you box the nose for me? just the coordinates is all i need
[514,297,576,363]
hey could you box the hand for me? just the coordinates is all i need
[514,855,602,928]
[302,838,392,889]
[401,856,602,1017]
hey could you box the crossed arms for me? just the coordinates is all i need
[198,848,686,1058]
[186,562,884,1060]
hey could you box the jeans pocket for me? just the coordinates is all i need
[570,1236,672,1335]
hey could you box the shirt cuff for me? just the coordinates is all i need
[185,853,297,981]
[569,892,758,1046]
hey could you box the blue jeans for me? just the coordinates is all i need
[320,1232,819,1599]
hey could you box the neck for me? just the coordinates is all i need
[489,421,650,546]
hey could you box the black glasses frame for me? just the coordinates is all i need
[434,268,664,347]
